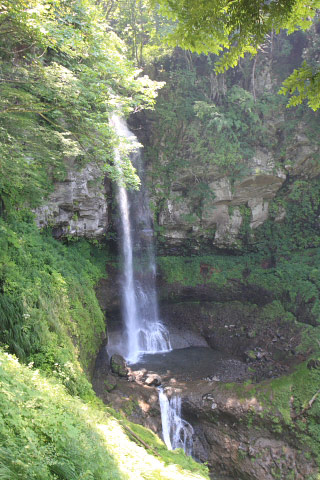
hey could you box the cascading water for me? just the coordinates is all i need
[158,387,194,456]
[110,115,171,364]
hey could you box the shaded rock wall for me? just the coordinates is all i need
[129,32,320,254]
[35,158,111,238]
[183,381,317,480]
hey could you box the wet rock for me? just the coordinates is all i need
[145,374,162,386]
[244,348,269,363]
[244,350,258,362]
[132,368,147,383]
[110,354,128,377]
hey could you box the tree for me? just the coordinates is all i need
[153,0,320,109]
[0,0,162,210]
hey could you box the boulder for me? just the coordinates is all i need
[110,354,128,377]
[144,374,162,386]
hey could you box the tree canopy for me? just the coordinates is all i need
[154,0,320,109]
[0,0,162,211]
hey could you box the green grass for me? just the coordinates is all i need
[0,348,209,480]
[0,214,108,398]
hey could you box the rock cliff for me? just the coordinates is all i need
[130,34,320,253]
[35,159,111,238]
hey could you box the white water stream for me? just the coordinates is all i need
[158,387,194,456]
[109,115,171,364]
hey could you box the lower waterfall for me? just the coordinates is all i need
[158,387,194,456]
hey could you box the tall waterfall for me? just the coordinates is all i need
[158,387,194,456]
[110,115,171,364]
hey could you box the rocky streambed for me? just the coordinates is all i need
[93,321,316,480]
[93,269,320,479]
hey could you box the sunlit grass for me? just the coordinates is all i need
[0,349,209,480]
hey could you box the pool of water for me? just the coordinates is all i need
[131,346,249,383]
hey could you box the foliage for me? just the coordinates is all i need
[153,0,318,63]
[279,17,320,110]
[193,85,281,169]
[0,213,108,397]
[153,0,320,109]
[103,0,175,65]
[0,0,162,211]
[0,349,209,480]
[280,60,320,110]
[254,179,320,254]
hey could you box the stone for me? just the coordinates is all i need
[110,354,128,377]
[104,375,117,392]
[35,159,110,238]
[145,374,162,386]
[307,358,320,370]
[247,331,256,339]
[285,129,320,178]
[248,198,269,229]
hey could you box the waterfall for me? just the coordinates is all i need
[110,115,171,364]
[158,387,194,456]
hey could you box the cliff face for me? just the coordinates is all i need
[35,159,111,238]
[34,31,319,253]
[130,32,320,254]
[151,129,319,252]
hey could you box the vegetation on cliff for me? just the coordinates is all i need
[141,41,320,253]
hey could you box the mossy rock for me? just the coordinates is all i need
[110,354,128,377]
[104,375,117,392]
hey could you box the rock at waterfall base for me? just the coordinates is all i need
[110,354,128,377]
[145,374,162,386]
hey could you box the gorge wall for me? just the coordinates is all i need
[34,30,320,257]
[131,32,320,254]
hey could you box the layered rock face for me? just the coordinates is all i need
[35,159,110,238]
[156,151,287,250]
[154,130,319,251]
[130,33,320,253]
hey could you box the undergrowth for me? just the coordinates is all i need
[158,247,320,325]
[0,348,209,480]
[0,212,108,398]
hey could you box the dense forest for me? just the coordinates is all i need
[0,1,320,479]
